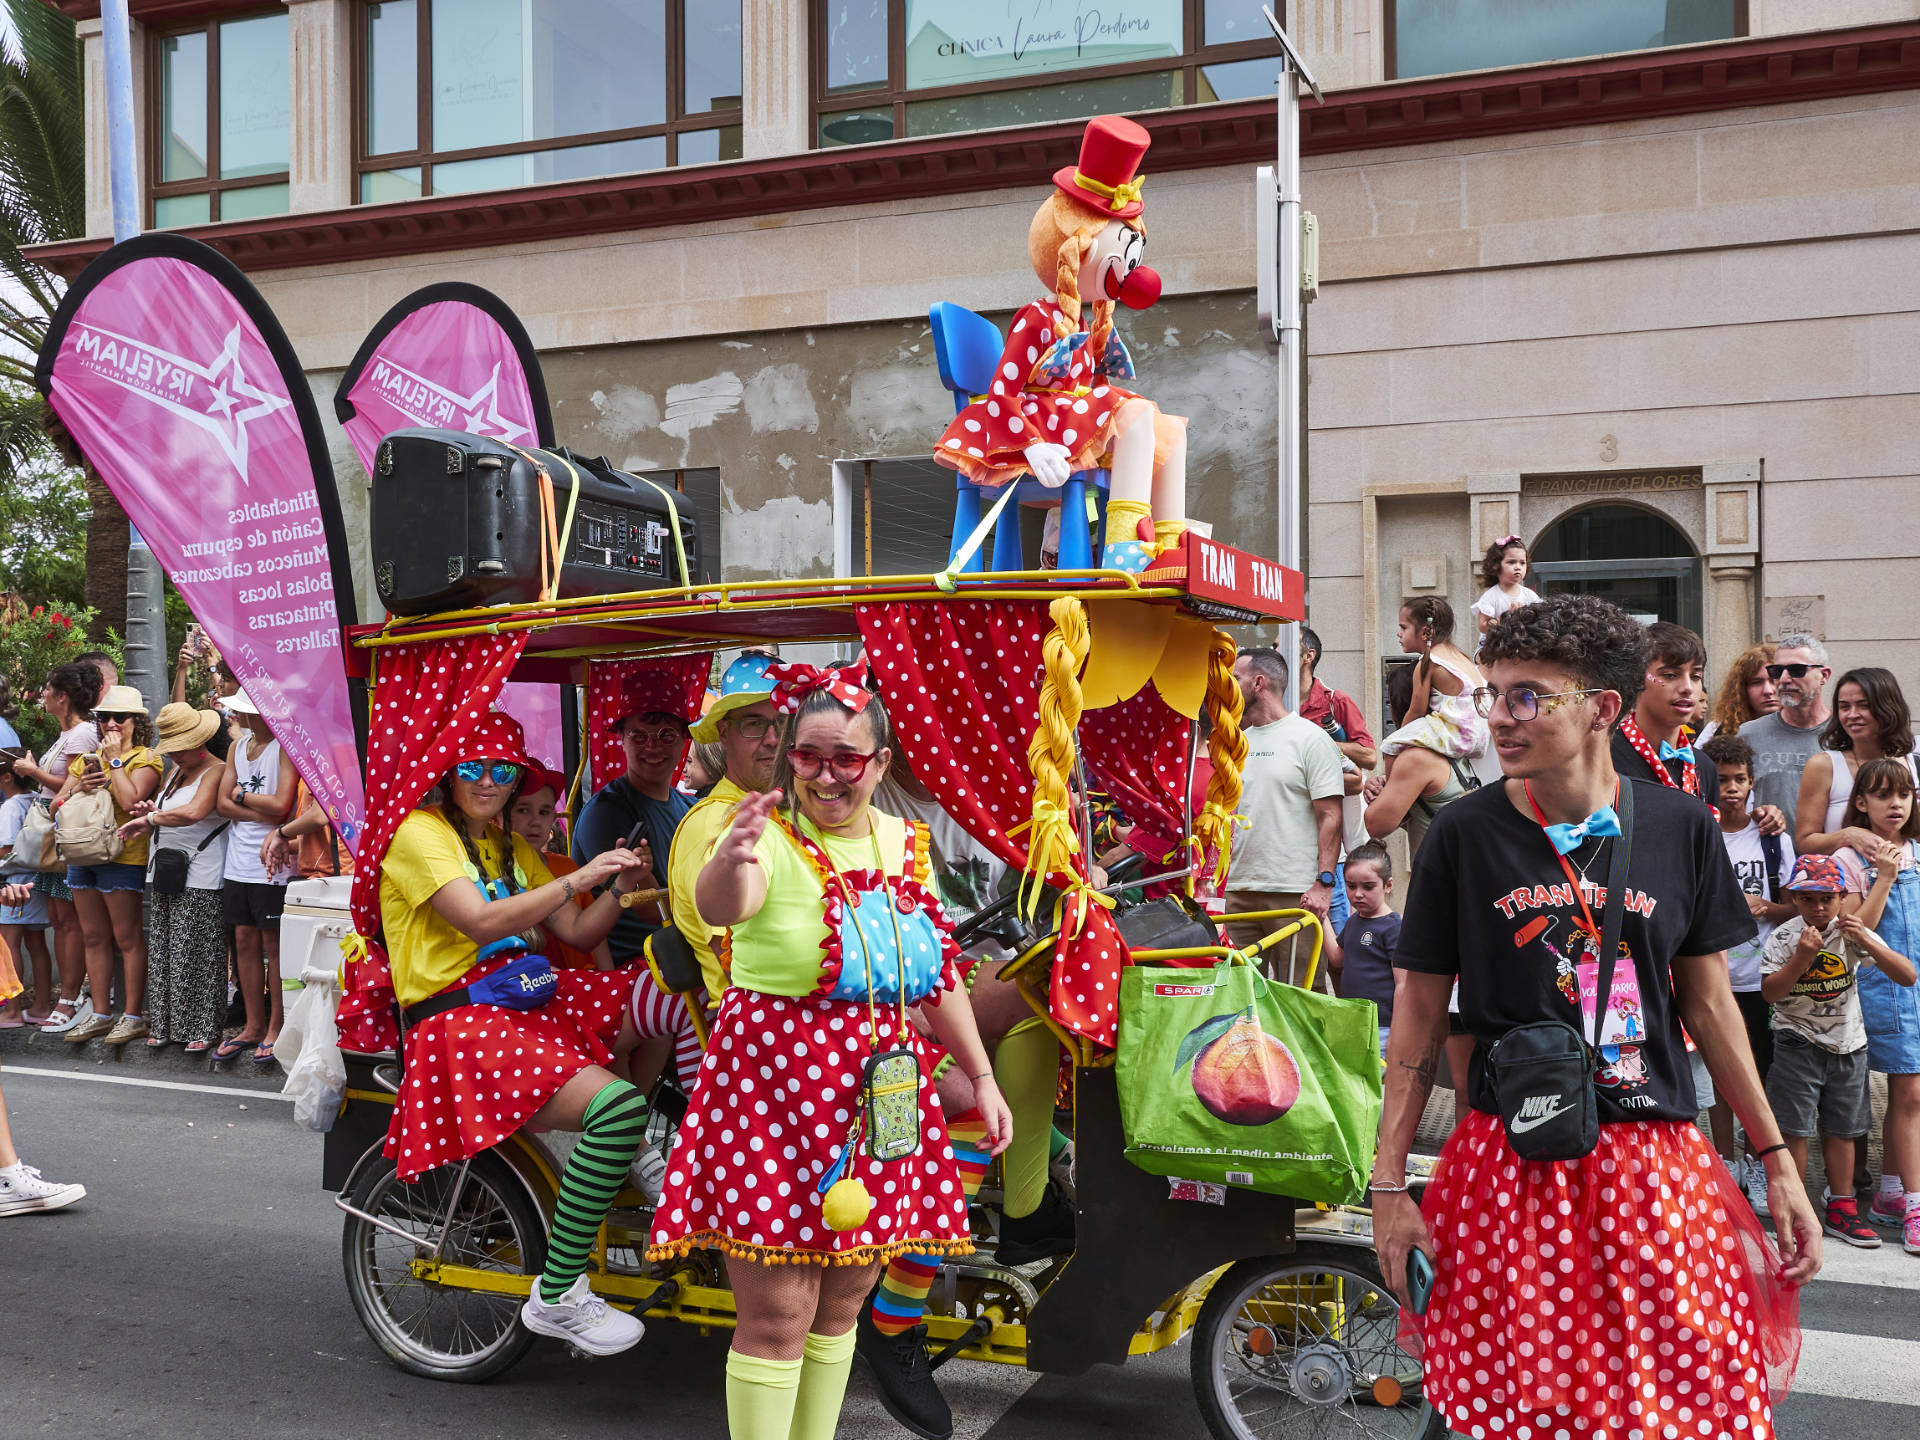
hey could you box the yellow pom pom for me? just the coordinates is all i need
[822,1177,873,1232]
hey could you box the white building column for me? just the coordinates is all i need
[742,0,810,160]
[79,17,150,238]
[1703,459,1761,661]
[1466,472,1524,553]
[288,0,354,213]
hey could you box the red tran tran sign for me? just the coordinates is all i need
[1175,532,1304,623]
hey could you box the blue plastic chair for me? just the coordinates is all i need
[928,302,1109,574]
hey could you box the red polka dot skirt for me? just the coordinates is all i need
[646,989,974,1268]
[1411,1111,1801,1440]
[384,959,638,1182]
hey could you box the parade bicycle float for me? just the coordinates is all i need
[313,113,1417,1439]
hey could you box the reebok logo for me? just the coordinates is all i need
[1510,1093,1572,1133]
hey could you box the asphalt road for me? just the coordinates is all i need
[4,1059,1918,1440]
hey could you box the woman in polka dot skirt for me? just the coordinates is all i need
[647,673,1011,1440]
[377,713,659,1358]
[1376,595,1817,1440]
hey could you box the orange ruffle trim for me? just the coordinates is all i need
[645,1231,976,1269]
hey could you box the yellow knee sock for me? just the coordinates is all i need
[994,1017,1058,1219]
[1104,497,1153,546]
[727,1349,802,1440]
[788,1328,859,1440]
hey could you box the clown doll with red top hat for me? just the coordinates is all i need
[935,114,1185,573]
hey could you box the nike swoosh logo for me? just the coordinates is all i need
[1510,1103,1572,1133]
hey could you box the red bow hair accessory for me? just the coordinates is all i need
[768,660,873,715]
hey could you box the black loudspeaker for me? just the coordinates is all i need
[370,428,700,616]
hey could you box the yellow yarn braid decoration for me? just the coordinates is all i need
[1193,629,1247,887]
[1022,596,1091,915]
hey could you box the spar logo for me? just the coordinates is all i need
[362,357,531,443]
[67,321,292,485]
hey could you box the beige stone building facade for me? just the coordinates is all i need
[34,0,1920,738]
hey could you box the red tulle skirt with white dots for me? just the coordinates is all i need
[645,989,974,1268]
[1407,1111,1800,1440]
[384,958,639,1182]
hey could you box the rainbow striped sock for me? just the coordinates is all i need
[871,1112,990,1336]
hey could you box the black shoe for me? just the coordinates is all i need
[855,1308,953,1440]
[995,1183,1076,1266]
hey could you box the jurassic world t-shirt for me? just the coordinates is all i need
[1396,777,1757,1124]
[1761,915,1874,1054]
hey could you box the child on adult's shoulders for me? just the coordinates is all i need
[1470,536,1539,647]
[1701,733,1797,1209]
[1321,843,1400,1059]
[1760,853,1915,1248]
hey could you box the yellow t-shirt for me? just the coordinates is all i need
[67,747,165,867]
[722,808,917,998]
[669,775,748,998]
[380,808,557,1007]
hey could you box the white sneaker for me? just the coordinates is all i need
[0,1162,86,1217]
[38,998,93,1036]
[1741,1156,1771,1216]
[520,1275,644,1356]
[628,1146,667,1205]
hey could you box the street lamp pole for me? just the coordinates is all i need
[100,0,170,715]
[1256,9,1321,712]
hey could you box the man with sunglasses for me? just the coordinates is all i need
[1375,594,1817,1440]
[1741,634,1837,820]
[572,705,695,964]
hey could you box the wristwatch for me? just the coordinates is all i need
[1317,870,1336,888]
[108,757,125,770]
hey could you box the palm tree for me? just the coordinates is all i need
[0,0,127,625]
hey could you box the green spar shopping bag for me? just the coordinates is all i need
[1115,957,1382,1205]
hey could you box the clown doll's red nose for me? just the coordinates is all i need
[1118,264,1162,310]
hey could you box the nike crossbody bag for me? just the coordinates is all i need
[1484,779,1634,1162]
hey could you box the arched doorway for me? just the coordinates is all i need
[1531,504,1702,632]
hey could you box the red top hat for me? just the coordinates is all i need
[1052,114,1150,221]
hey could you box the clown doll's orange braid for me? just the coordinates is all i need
[1193,629,1246,887]
[1022,596,1090,913]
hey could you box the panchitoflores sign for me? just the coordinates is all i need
[35,236,365,849]
[335,283,552,476]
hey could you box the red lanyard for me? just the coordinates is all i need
[1523,780,1616,948]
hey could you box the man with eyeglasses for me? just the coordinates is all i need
[571,704,695,965]
[1740,633,1836,820]
[1375,594,1817,1440]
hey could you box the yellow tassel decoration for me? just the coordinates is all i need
[822,1177,874,1232]
[1022,596,1091,914]
[1193,629,1247,887]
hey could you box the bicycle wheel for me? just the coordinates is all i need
[1192,1243,1444,1440]
[342,1150,546,1383]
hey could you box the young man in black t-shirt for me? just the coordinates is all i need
[1373,595,1819,1440]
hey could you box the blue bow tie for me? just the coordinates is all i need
[1544,806,1622,855]
[1660,740,1695,764]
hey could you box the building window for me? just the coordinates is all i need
[356,0,742,203]
[815,1,1286,148]
[151,13,290,226]
[1531,503,1702,633]
[1386,0,1746,82]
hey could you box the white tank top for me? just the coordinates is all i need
[223,735,294,883]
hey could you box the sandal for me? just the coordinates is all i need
[184,1040,210,1055]
[211,1035,258,1062]
[146,1036,170,1049]
[251,1040,278,1065]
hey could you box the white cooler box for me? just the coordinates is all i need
[280,875,354,985]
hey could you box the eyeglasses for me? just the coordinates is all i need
[1765,663,1822,680]
[787,747,881,783]
[727,716,777,740]
[619,725,687,748]
[1471,685,1603,722]
[454,760,522,785]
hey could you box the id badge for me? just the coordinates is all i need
[862,1048,921,1163]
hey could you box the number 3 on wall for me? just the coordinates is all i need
[1598,434,1618,463]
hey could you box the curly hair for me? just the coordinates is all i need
[44,661,102,717]
[1822,667,1913,757]
[1480,538,1528,590]
[1700,733,1755,775]
[1479,594,1648,726]
[1706,643,1774,738]
[1400,595,1455,645]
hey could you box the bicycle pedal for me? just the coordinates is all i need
[565,1345,596,1362]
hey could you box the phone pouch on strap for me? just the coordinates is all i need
[465,951,558,1011]
[1485,779,1635,1162]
